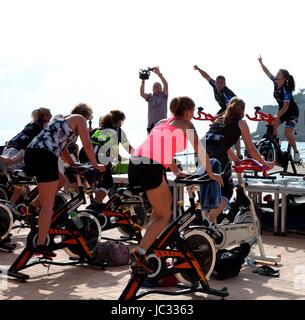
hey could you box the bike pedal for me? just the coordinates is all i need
[37,256,53,262]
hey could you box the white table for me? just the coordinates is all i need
[241,174,305,235]
[112,173,305,235]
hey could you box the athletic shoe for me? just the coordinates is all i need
[130,247,153,274]
[33,245,57,258]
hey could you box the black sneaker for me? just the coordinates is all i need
[33,245,56,259]
[130,248,153,274]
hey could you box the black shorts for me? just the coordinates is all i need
[24,148,59,183]
[206,147,234,202]
[128,157,167,191]
[279,116,298,129]
[95,164,113,193]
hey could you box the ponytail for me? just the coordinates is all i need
[279,69,295,92]
[170,96,195,116]
[32,108,51,124]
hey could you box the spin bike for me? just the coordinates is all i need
[213,159,280,264]
[0,169,67,252]
[246,106,303,177]
[0,170,39,252]
[67,165,146,244]
[6,164,102,282]
[119,174,229,301]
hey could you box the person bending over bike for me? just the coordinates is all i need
[201,97,274,223]
[258,55,300,162]
[128,96,223,273]
[0,108,52,204]
[79,109,135,209]
[24,103,105,257]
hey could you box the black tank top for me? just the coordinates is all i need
[8,122,44,151]
[202,119,241,167]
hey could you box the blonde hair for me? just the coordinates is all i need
[222,97,245,125]
[31,108,51,123]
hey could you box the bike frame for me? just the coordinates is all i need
[246,107,303,176]
[7,166,99,282]
[119,174,228,300]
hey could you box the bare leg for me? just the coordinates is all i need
[138,177,172,250]
[207,198,228,224]
[36,180,58,245]
[95,190,107,203]
[284,127,298,153]
[32,172,65,208]
[9,186,24,204]
[272,118,280,137]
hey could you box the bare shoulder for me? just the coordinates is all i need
[67,114,86,123]
[66,114,86,129]
[238,119,248,129]
[172,119,194,130]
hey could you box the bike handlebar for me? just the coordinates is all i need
[175,173,212,185]
[246,106,275,125]
[233,158,271,176]
[193,107,215,122]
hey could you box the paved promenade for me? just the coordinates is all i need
[1,227,305,300]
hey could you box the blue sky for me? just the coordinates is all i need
[1,0,305,147]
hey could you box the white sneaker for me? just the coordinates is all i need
[294,151,301,163]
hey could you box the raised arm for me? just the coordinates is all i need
[258,55,273,79]
[193,65,212,82]
[140,80,149,101]
[153,66,168,96]
[239,120,273,168]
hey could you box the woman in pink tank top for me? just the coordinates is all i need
[129,96,223,273]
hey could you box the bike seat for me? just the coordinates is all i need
[10,170,37,185]
[65,164,104,184]
[116,186,144,197]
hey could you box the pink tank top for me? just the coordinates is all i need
[134,117,187,169]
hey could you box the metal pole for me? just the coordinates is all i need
[273,193,280,235]
[281,193,287,236]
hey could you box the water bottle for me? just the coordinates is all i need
[69,211,83,229]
